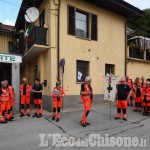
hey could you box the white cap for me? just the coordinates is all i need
[121,77,126,82]
[22,78,27,81]
[85,76,91,82]
[147,81,150,84]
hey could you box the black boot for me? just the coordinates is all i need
[20,114,25,117]
[56,118,60,122]
[32,113,38,117]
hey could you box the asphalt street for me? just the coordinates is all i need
[0,103,149,150]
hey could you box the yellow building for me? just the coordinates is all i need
[15,0,143,111]
[0,23,22,113]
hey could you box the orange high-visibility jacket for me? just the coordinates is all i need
[145,87,150,101]
[80,83,93,101]
[52,87,65,101]
[20,84,32,97]
[1,87,13,102]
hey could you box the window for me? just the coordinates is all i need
[8,41,14,53]
[68,5,98,41]
[68,6,75,35]
[39,10,45,27]
[105,64,115,75]
[76,11,89,38]
[91,14,98,41]
[77,60,89,82]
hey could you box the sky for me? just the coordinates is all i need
[0,0,22,25]
[0,0,150,26]
[124,0,150,10]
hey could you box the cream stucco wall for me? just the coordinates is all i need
[58,0,126,95]
[127,60,150,80]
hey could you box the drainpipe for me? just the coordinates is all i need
[57,0,61,81]
[125,22,127,76]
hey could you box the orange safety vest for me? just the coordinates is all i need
[52,87,65,101]
[80,83,93,100]
[1,87,12,102]
[146,87,150,101]
[20,83,32,97]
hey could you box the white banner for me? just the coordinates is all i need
[0,53,22,63]
[104,74,116,101]
[78,71,83,80]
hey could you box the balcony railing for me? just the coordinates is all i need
[26,26,48,51]
[129,47,144,60]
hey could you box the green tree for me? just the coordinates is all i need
[128,9,150,38]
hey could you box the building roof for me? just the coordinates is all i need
[15,0,144,31]
[86,0,144,19]
[0,23,14,31]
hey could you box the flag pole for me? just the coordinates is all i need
[110,69,112,121]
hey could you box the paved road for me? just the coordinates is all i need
[0,103,149,150]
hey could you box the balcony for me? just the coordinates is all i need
[20,26,49,62]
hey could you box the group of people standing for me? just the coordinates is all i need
[0,78,43,123]
[115,76,150,121]
[1,75,149,126]
[0,80,15,123]
[0,76,92,127]
[0,77,66,124]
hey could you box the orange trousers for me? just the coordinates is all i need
[0,101,10,120]
[34,99,42,115]
[81,97,91,124]
[52,100,62,119]
[20,95,30,115]
[9,99,14,117]
[116,100,128,109]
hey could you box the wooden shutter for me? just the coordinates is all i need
[91,14,98,41]
[68,5,75,35]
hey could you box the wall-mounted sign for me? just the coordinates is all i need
[60,58,65,67]
[0,53,22,63]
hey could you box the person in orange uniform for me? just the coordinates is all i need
[0,81,8,123]
[32,78,43,118]
[133,82,142,112]
[20,78,32,117]
[52,81,65,122]
[143,81,150,116]
[115,77,132,121]
[0,81,13,123]
[4,80,16,119]
[126,76,133,107]
[141,76,146,87]
[80,77,93,127]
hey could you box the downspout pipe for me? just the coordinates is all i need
[57,0,61,81]
[125,22,127,76]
